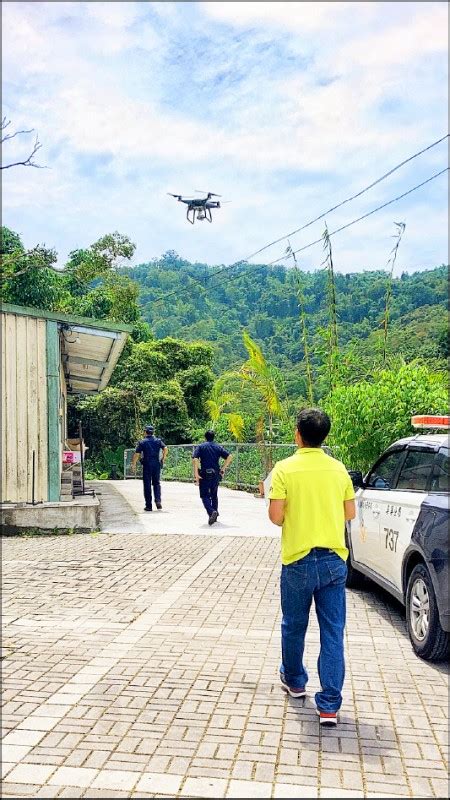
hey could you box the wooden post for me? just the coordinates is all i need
[46,321,60,501]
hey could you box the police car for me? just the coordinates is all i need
[346,415,449,662]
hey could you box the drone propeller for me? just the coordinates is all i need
[167,192,183,198]
[194,190,222,197]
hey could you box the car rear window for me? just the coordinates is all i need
[430,451,449,493]
[396,448,436,492]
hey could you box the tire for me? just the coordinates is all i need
[406,563,449,662]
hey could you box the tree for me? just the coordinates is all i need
[235,331,285,469]
[64,232,136,295]
[323,361,448,471]
[1,117,45,170]
[206,376,245,441]
[1,237,71,311]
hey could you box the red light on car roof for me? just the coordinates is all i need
[411,415,450,429]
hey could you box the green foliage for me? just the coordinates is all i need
[72,388,141,454]
[238,330,285,443]
[323,362,449,472]
[1,226,24,255]
[177,365,214,419]
[84,446,126,479]
[140,379,191,442]
[2,242,72,311]
[64,231,136,295]
[73,274,140,323]
[130,255,448,389]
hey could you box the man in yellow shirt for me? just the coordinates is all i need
[269,408,356,726]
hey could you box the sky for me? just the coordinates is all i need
[2,1,448,274]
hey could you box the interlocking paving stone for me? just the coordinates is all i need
[2,520,449,799]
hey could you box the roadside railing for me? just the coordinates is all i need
[124,443,302,491]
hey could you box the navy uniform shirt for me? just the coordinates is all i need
[135,435,165,468]
[192,441,230,479]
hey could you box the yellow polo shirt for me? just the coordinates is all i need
[269,447,355,565]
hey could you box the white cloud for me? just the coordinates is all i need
[1,1,447,272]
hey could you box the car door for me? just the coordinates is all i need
[379,445,437,592]
[351,448,406,574]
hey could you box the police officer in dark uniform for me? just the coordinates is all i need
[131,425,168,511]
[192,430,233,525]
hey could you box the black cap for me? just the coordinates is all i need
[145,425,154,434]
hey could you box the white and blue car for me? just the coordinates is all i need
[346,415,449,662]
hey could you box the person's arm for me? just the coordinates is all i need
[193,457,201,485]
[269,498,285,527]
[131,442,142,472]
[220,453,233,476]
[344,473,356,520]
[267,464,286,527]
[344,499,356,521]
[161,445,168,464]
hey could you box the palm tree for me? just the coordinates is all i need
[238,331,285,471]
[206,375,245,441]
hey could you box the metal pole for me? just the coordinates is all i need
[235,445,239,488]
[32,450,36,505]
[78,420,85,495]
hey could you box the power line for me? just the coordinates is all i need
[147,136,448,306]
[244,133,449,262]
[267,167,448,265]
[147,167,448,306]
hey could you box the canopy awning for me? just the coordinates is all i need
[60,323,129,394]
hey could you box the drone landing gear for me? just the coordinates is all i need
[187,207,195,224]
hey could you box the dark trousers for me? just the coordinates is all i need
[199,478,219,517]
[142,465,161,509]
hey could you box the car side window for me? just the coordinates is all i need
[430,451,449,493]
[396,448,436,492]
[365,449,405,490]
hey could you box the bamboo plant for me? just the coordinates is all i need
[285,240,314,404]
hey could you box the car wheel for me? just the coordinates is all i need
[406,563,449,662]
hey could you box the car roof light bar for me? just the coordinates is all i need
[411,415,450,429]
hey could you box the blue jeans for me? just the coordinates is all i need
[280,548,347,713]
[199,478,219,517]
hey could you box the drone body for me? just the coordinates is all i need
[167,191,228,224]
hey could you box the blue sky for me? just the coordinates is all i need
[2,1,448,273]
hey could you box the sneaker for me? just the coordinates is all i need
[317,709,338,726]
[156,503,162,510]
[208,510,219,525]
[280,676,306,699]
[144,507,152,512]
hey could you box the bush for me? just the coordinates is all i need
[323,361,448,471]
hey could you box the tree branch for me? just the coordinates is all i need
[1,117,47,169]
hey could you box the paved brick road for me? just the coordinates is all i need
[2,524,448,798]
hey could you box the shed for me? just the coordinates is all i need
[1,303,131,504]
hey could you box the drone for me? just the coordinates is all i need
[167,190,230,224]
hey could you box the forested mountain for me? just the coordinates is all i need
[130,254,448,384]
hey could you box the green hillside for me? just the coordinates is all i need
[130,254,448,387]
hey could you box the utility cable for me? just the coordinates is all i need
[147,167,448,306]
[267,167,448,265]
[243,133,449,262]
[142,137,449,305]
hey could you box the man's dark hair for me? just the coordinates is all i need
[205,430,215,441]
[296,408,331,447]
